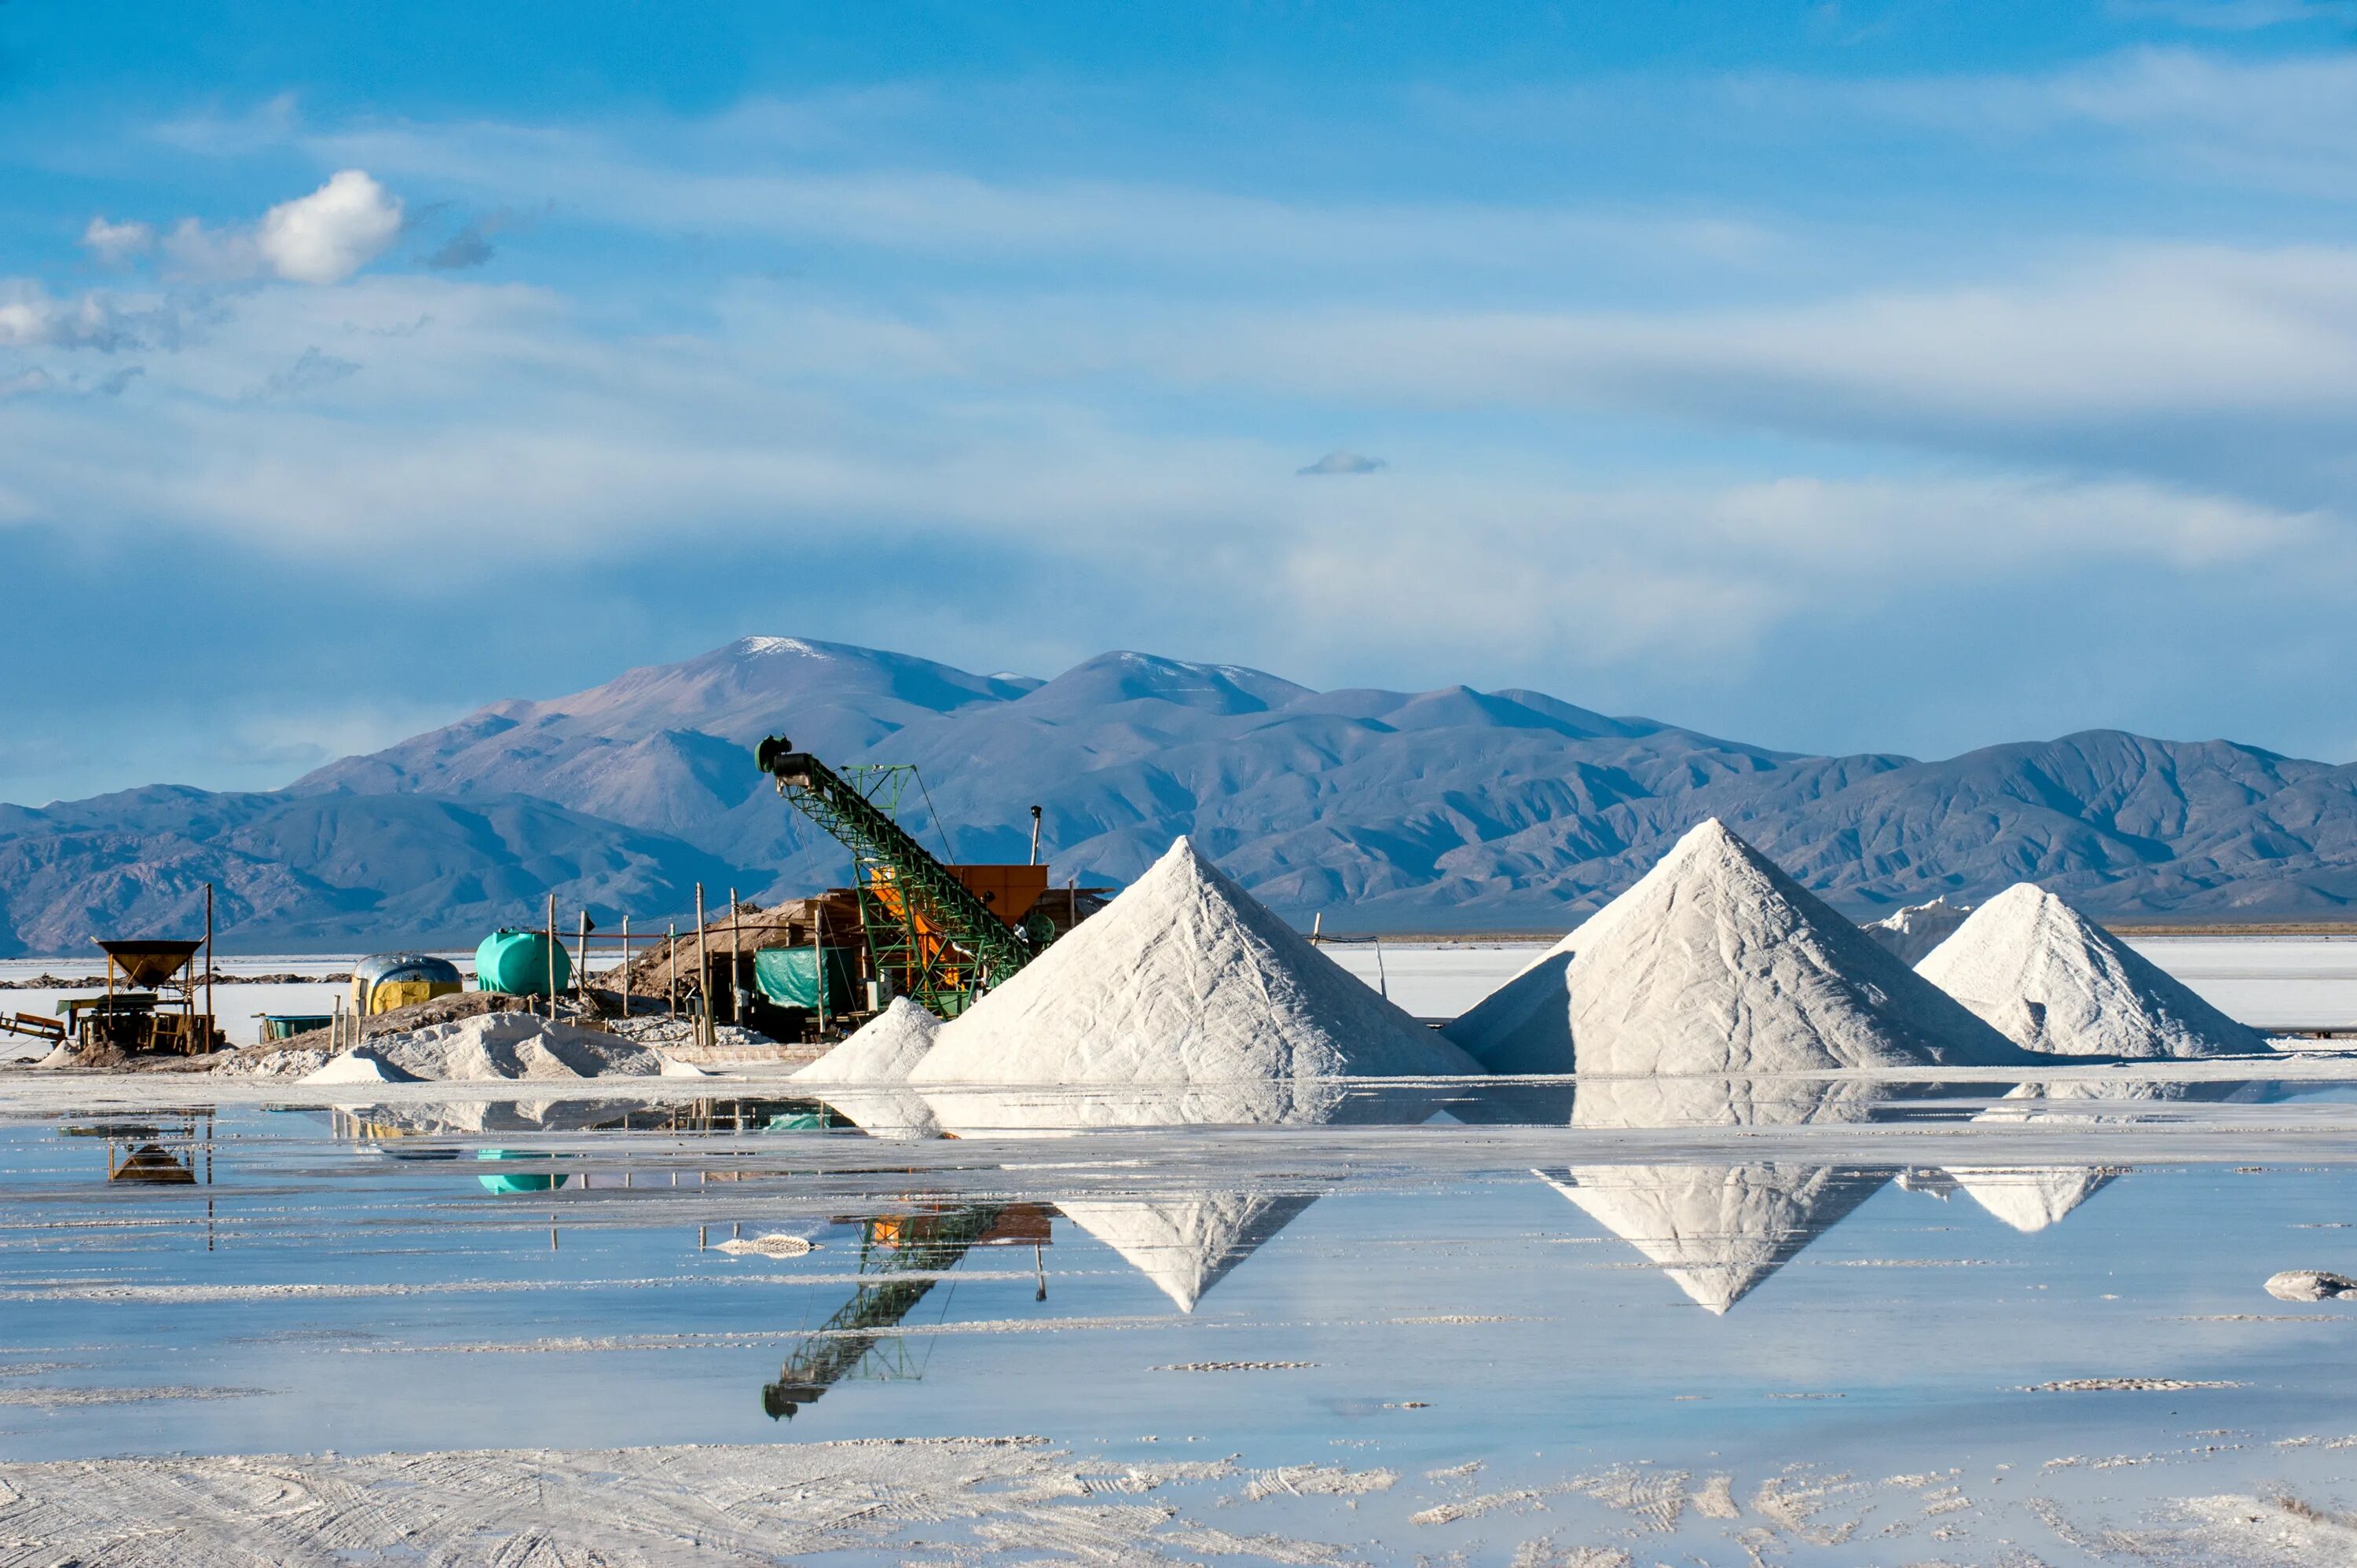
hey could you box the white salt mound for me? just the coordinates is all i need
[298,1050,416,1086]
[1446,818,2024,1075]
[910,837,1478,1089]
[350,1013,670,1082]
[1915,883,2267,1059]
[792,998,940,1084]
[792,1000,945,1138]
[1860,896,1974,966]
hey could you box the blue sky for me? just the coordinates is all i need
[7,0,2357,804]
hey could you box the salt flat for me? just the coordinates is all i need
[9,938,2357,1564]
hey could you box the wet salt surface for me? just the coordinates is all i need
[7,1072,2357,1562]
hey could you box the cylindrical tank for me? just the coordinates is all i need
[474,929,572,996]
[351,952,466,1015]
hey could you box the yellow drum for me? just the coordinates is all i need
[351,953,465,1016]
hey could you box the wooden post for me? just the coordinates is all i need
[812,902,824,1032]
[620,914,630,1018]
[203,882,214,1049]
[728,888,742,1027]
[668,923,678,1020]
[693,884,709,1050]
[577,907,589,1010]
[545,892,557,1021]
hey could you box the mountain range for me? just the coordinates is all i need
[6,634,2357,954]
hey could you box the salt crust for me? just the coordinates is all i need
[911,837,1477,1095]
[1860,896,1974,966]
[1446,819,2023,1075]
[1917,883,2267,1059]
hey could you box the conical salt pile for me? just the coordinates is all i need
[1915,884,2266,1059]
[791,999,943,1140]
[1056,1190,1321,1313]
[1860,897,1973,966]
[910,837,1478,1089]
[793,998,940,1084]
[1446,819,2022,1075]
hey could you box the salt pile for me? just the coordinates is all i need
[793,998,939,1083]
[910,837,1477,1098]
[233,1013,676,1082]
[1860,896,1973,966]
[1446,819,2022,1075]
[1055,1191,1321,1313]
[299,1050,417,1086]
[792,998,942,1141]
[1916,884,2267,1059]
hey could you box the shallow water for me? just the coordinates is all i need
[4,1072,2357,1563]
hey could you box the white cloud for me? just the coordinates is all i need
[304,117,1776,277]
[159,170,405,286]
[0,284,152,351]
[257,170,404,284]
[0,272,2319,690]
[80,216,155,266]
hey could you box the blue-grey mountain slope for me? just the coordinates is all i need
[8,635,2357,951]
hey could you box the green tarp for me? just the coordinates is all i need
[753,947,856,1012]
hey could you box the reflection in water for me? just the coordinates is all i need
[1054,1191,1323,1313]
[1938,1079,2255,1233]
[764,1204,1054,1420]
[1540,1076,1899,1313]
[1541,1163,1887,1313]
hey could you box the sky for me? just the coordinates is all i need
[8,1,2357,805]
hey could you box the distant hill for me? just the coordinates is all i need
[5,635,2357,953]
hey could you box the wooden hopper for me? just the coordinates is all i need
[94,940,202,989]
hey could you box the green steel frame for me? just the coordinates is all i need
[756,736,1032,1017]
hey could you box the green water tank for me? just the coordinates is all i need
[474,929,572,996]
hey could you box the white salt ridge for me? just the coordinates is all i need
[1860,897,1974,967]
[1917,883,2268,1059]
[910,837,1478,1092]
[794,999,944,1140]
[1446,819,2024,1075]
[1056,1191,1321,1313]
